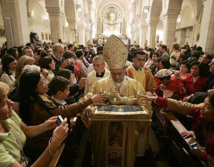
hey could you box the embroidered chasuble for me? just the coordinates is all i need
[88,76,152,167]
[126,65,156,93]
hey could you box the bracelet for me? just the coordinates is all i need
[48,137,58,157]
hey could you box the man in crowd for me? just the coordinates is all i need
[84,55,110,95]
[52,43,70,73]
[126,50,156,94]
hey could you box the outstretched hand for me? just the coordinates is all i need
[91,93,107,104]
[138,94,157,101]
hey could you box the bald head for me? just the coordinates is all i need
[53,43,64,59]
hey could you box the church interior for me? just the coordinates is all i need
[0,0,214,167]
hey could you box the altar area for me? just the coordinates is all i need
[90,105,151,167]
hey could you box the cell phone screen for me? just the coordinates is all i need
[57,115,63,126]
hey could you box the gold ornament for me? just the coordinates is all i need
[103,35,128,69]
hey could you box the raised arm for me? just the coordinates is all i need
[21,116,57,138]
[139,95,198,116]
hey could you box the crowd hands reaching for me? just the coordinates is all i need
[0,32,213,166]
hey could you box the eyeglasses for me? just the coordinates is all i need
[136,58,147,62]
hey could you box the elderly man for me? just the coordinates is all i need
[126,50,156,94]
[88,35,152,167]
[84,55,110,95]
[52,43,70,73]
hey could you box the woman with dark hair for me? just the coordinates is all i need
[0,54,17,89]
[139,92,214,166]
[173,60,190,83]
[7,47,19,59]
[183,61,208,95]
[39,56,55,83]
[19,71,106,161]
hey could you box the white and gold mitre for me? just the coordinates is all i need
[103,35,128,69]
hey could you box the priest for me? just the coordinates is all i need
[87,35,152,167]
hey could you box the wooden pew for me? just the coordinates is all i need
[152,104,207,167]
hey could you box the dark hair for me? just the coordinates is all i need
[75,49,83,58]
[91,53,97,59]
[161,58,170,69]
[19,71,41,125]
[190,61,207,77]
[97,51,103,55]
[68,44,74,50]
[190,61,200,68]
[153,52,160,58]
[7,48,17,59]
[191,51,200,60]
[208,92,214,108]
[48,76,70,95]
[63,50,75,59]
[1,54,16,76]
[97,46,103,53]
[160,45,167,51]
[133,51,146,58]
[30,32,37,43]
[180,60,190,72]
[179,53,188,61]
[39,56,53,70]
[197,46,203,52]
[57,69,72,80]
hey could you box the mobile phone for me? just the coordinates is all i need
[57,115,63,126]
[190,142,198,149]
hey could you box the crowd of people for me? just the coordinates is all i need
[0,31,213,166]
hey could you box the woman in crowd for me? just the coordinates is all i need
[19,71,106,161]
[139,92,214,166]
[173,60,190,83]
[0,55,17,89]
[63,50,80,81]
[150,52,160,75]
[183,61,208,95]
[39,56,55,83]
[14,55,35,87]
[0,81,68,167]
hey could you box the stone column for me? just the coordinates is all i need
[97,18,102,34]
[177,29,186,46]
[0,0,29,47]
[68,23,76,43]
[46,7,64,43]
[122,18,126,35]
[147,20,158,48]
[162,13,178,47]
[78,24,85,45]
[140,25,147,48]
[198,0,214,53]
